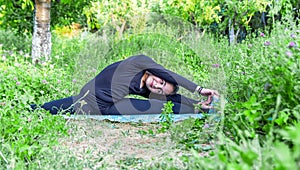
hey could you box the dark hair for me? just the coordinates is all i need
[172,85,179,94]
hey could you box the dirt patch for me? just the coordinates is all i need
[58,118,193,169]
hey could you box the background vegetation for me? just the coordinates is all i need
[0,0,299,169]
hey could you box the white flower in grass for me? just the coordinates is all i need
[14,63,21,67]
[286,51,293,57]
[41,62,47,67]
[42,80,48,84]
[24,53,30,58]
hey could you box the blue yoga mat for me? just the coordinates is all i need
[64,113,204,123]
[64,97,220,123]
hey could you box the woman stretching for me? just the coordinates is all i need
[31,55,219,115]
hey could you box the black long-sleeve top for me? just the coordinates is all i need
[83,55,199,111]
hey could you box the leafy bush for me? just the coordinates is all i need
[179,19,300,169]
[51,0,94,28]
[151,0,221,26]
[0,0,93,34]
[0,29,31,52]
[0,50,70,168]
[222,21,300,138]
[145,20,300,170]
[1,0,299,39]
[1,8,300,169]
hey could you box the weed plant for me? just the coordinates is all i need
[0,16,299,169]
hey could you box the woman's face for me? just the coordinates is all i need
[145,75,175,95]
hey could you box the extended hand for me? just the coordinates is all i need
[200,88,220,97]
[197,101,214,109]
[198,88,220,109]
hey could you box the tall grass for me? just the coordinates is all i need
[0,15,299,169]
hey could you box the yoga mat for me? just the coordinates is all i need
[64,113,204,123]
[64,96,220,123]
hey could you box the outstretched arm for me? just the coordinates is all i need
[147,92,199,107]
[129,55,219,108]
[147,93,211,113]
[130,55,199,92]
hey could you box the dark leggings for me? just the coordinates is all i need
[31,96,196,115]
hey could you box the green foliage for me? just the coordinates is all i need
[222,21,300,138]
[159,101,174,132]
[83,0,151,36]
[0,0,299,39]
[0,50,70,167]
[0,0,93,34]
[82,0,298,35]
[116,157,144,168]
[1,10,300,169]
[51,0,93,28]
[0,29,31,52]
[221,0,271,29]
[0,0,34,34]
[83,0,222,33]
[170,117,216,151]
[152,0,221,26]
[150,15,300,169]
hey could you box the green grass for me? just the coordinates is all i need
[0,16,300,169]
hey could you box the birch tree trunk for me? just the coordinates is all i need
[31,0,51,64]
[228,18,235,46]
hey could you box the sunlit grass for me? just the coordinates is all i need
[0,17,299,169]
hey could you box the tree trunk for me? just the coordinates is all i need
[31,0,51,64]
[228,18,235,46]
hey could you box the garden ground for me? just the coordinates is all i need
[59,119,213,169]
